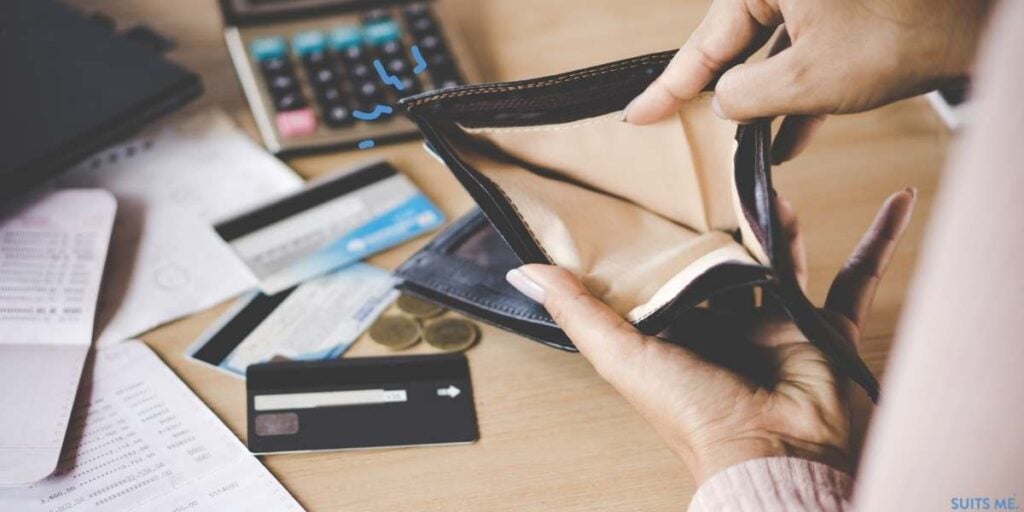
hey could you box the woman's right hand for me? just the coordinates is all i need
[625,0,992,163]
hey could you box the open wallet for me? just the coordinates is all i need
[395,50,881,401]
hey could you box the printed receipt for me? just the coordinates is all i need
[0,190,116,486]
[0,190,116,346]
[0,341,305,512]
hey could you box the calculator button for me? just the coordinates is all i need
[386,57,408,75]
[251,37,286,61]
[355,81,380,100]
[363,20,401,45]
[380,40,403,58]
[274,91,306,111]
[323,104,354,127]
[266,74,297,93]
[292,31,326,56]
[348,62,372,80]
[398,75,420,94]
[362,8,392,24]
[437,78,460,89]
[311,67,337,87]
[275,108,317,138]
[340,45,365,62]
[417,34,443,53]
[329,26,362,50]
[318,86,342,104]
[427,52,453,69]
[407,16,436,36]
[403,2,432,18]
[302,51,329,69]
[260,57,290,75]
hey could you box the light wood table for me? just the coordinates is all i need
[69,0,951,509]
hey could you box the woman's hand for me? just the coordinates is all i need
[504,189,916,483]
[625,0,991,163]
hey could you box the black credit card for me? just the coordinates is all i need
[246,354,477,454]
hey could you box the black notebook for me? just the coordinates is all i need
[0,0,202,202]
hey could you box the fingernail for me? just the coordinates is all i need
[506,268,546,303]
[620,98,637,122]
[710,95,726,120]
[905,186,918,200]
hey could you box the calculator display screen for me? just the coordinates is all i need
[224,0,382,23]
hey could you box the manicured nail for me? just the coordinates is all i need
[506,268,546,303]
[905,186,918,200]
[710,95,726,120]
[620,98,637,122]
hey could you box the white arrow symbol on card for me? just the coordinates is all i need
[436,385,461,398]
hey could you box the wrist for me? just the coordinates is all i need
[939,0,996,78]
[685,435,849,485]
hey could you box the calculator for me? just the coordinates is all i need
[220,0,479,154]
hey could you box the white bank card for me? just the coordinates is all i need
[187,263,398,377]
[214,161,443,294]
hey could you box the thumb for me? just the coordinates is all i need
[512,268,745,415]
[507,265,705,386]
[713,44,826,122]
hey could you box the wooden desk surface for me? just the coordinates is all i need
[69,0,950,509]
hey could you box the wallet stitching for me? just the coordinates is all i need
[405,55,670,108]
[476,173,555,262]
[458,112,624,133]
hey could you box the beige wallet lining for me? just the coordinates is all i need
[453,94,769,322]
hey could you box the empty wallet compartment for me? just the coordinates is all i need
[400,51,880,400]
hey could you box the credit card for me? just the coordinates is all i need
[187,263,398,377]
[215,161,444,294]
[246,354,477,454]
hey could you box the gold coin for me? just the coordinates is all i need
[396,294,446,319]
[368,315,421,350]
[423,318,479,352]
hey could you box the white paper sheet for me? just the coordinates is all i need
[0,190,117,486]
[0,341,306,512]
[53,110,303,346]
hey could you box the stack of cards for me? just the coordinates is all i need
[189,160,445,377]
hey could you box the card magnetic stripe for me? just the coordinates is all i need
[215,161,397,241]
[190,287,296,366]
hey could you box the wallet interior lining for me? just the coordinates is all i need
[451,94,769,321]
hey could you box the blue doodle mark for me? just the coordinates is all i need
[411,45,428,75]
[373,59,404,90]
[358,139,376,149]
[352,104,393,121]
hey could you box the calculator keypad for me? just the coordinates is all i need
[244,1,465,146]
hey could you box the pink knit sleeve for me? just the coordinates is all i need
[687,458,851,512]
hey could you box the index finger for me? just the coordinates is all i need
[825,188,917,327]
[625,0,780,125]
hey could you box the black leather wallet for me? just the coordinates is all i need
[396,51,880,401]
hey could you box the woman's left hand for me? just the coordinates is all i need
[505,189,915,483]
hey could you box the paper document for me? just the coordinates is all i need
[188,263,398,377]
[53,110,303,346]
[0,341,305,512]
[0,190,117,486]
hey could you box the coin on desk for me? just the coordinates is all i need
[396,294,446,319]
[368,315,421,350]
[424,318,479,352]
